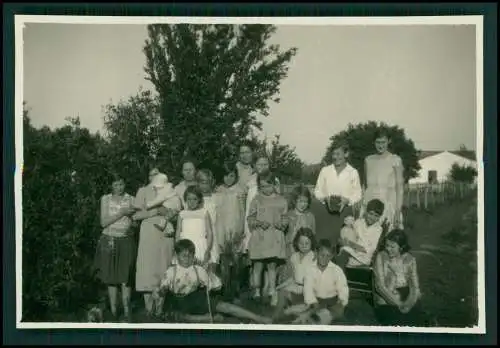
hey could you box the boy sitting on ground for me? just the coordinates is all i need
[153,239,272,324]
[290,239,349,325]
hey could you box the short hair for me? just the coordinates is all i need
[331,140,350,153]
[174,239,196,255]
[183,185,204,205]
[239,139,255,152]
[219,161,239,183]
[109,172,124,184]
[257,171,279,187]
[366,199,385,216]
[317,239,334,253]
[181,157,197,171]
[290,184,312,210]
[293,228,317,252]
[385,229,411,254]
[374,128,391,141]
[196,168,215,188]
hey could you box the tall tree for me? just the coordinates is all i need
[322,121,421,185]
[142,24,297,175]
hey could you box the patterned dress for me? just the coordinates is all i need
[247,193,288,261]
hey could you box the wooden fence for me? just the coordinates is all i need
[281,182,477,211]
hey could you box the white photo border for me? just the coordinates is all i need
[14,14,486,334]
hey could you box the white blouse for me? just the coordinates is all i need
[314,163,362,205]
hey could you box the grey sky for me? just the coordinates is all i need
[23,23,477,164]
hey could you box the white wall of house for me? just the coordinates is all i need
[409,151,477,184]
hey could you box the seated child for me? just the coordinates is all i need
[291,239,349,325]
[272,228,317,322]
[137,172,181,236]
[153,239,272,324]
[335,199,385,269]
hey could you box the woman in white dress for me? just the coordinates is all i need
[363,129,405,230]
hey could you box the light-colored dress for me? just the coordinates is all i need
[215,184,245,252]
[243,175,281,252]
[247,193,288,260]
[179,208,210,262]
[364,153,404,229]
[202,195,219,264]
[135,185,175,292]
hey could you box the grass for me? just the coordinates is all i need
[53,196,479,327]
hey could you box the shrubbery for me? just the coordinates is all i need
[22,114,113,321]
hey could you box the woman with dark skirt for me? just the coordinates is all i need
[373,229,431,327]
[93,173,136,322]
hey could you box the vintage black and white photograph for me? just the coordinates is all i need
[16,15,485,333]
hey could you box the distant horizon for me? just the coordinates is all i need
[23,22,479,164]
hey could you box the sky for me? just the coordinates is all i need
[23,23,478,164]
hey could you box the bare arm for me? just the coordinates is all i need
[394,156,404,211]
[176,214,183,241]
[100,196,125,228]
[205,212,214,256]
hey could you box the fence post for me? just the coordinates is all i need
[416,186,421,209]
[459,182,464,199]
[424,185,428,210]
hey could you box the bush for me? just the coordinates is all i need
[22,116,113,321]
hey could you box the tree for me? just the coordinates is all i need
[322,121,421,185]
[140,24,297,176]
[448,163,478,183]
[254,134,304,184]
[102,88,162,188]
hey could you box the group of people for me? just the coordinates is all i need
[93,130,429,326]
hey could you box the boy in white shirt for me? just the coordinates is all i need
[336,198,385,269]
[291,239,349,325]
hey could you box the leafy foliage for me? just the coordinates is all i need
[22,105,113,320]
[322,121,421,185]
[139,24,296,177]
[448,163,478,184]
[253,134,304,184]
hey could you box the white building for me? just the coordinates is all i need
[408,150,477,184]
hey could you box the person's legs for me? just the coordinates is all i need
[121,283,132,319]
[252,261,264,298]
[328,302,346,322]
[216,301,272,324]
[272,289,291,320]
[144,292,154,315]
[107,286,118,317]
[267,262,278,306]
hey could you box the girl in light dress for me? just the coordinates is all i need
[247,171,288,306]
[214,162,246,253]
[175,185,214,266]
[196,169,219,272]
[363,129,405,230]
[272,228,317,322]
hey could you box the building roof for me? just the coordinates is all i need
[418,150,476,161]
